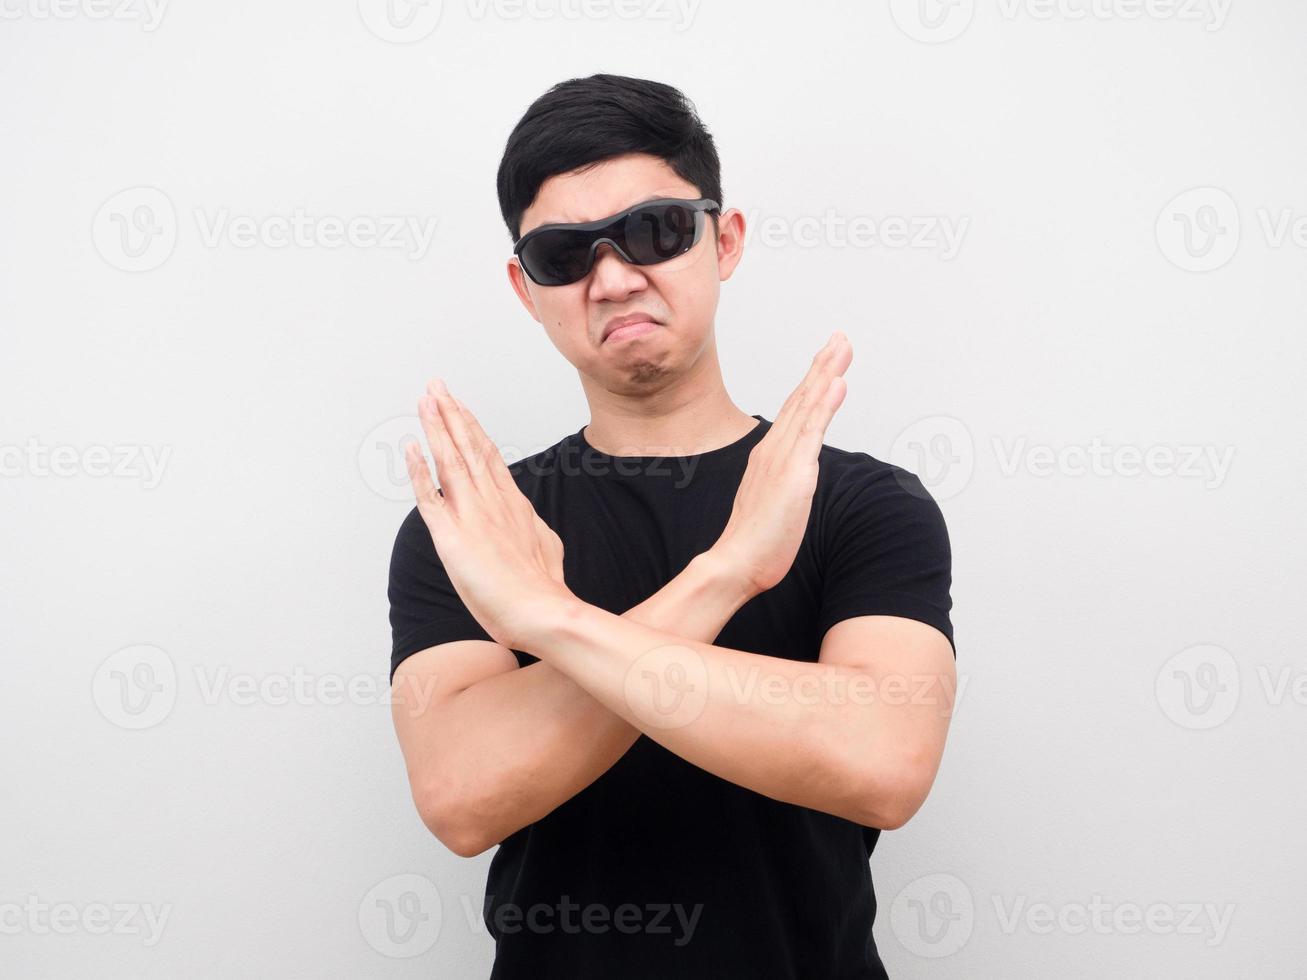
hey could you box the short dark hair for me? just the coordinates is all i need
[496,73,723,242]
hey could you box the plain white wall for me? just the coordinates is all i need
[2,0,1304,976]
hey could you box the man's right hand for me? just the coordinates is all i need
[711,331,853,596]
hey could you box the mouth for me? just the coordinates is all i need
[603,319,660,344]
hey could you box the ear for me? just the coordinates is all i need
[506,258,542,323]
[714,208,747,282]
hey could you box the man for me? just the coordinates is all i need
[387,73,957,979]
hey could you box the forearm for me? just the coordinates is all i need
[435,550,755,854]
[517,601,934,829]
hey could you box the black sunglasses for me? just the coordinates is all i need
[513,197,721,286]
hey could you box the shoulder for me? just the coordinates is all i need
[811,437,951,565]
[816,439,940,519]
[809,436,955,651]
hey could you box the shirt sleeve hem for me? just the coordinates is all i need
[816,593,956,658]
[390,620,494,683]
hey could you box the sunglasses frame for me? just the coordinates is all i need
[513,197,721,286]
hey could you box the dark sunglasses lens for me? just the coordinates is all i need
[623,203,702,263]
[521,229,594,285]
[520,202,708,284]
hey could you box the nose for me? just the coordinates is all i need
[587,242,648,300]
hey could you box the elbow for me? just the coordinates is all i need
[856,757,936,832]
[867,796,918,832]
[857,787,912,831]
[414,782,491,858]
[438,823,491,859]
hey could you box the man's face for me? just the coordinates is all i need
[507,152,744,392]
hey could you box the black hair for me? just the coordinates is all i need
[496,73,723,242]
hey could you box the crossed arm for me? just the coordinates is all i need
[393,549,953,859]
[390,334,955,858]
[518,593,956,837]
[391,549,757,857]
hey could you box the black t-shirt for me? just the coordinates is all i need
[388,414,954,979]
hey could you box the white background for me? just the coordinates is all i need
[2,0,1304,976]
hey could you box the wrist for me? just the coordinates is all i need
[693,547,762,609]
[512,584,585,652]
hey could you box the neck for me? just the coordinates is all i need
[578,336,755,457]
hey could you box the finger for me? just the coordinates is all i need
[403,437,449,531]
[791,374,848,461]
[418,392,470,503]
[428,379,493,493]
[777,336,852,459]
[771,331,847,449]
[448,394,519,496]
[771,331,840,440]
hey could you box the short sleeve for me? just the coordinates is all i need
[814,461,955,657]
[388,506,497,683]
